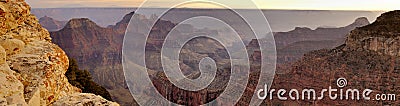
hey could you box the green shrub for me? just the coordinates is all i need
[66,58,113,101]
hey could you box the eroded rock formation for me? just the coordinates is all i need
[39,16,67,32]
[0,0,118,105]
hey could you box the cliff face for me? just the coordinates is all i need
[0,0,118,105]
[269,11,400,105]
[346,11,400,56]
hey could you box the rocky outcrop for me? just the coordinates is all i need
[0,0,118,105]
[0,62,26,105]
[39,16,67,31]
[346,11,400,56]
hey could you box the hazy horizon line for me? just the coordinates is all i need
[31,7,389,12]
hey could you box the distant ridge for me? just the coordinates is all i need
[39,16,67,31]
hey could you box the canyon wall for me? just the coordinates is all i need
[0,0,118,105]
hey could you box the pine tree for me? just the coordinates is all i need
[65,58,113,101]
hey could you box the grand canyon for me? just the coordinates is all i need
[1,0,398,105]
[31,7,399,106]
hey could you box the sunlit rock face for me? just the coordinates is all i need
[346,11,400,56]
[0,0,118,105]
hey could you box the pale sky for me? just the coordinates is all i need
[26,0,400,10]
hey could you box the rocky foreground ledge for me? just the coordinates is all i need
[0,0,119,105]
